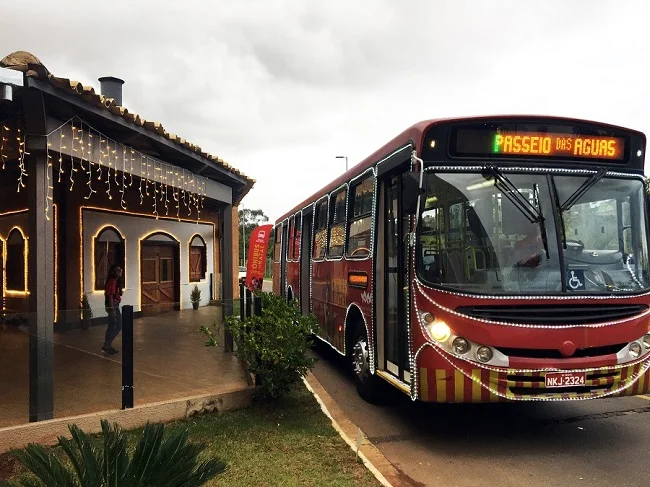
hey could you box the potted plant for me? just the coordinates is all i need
[80,293,92,329]
[190,284,201,310]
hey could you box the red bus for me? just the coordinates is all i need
[273,115,650,403]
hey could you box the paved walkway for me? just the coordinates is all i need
[0,306,249,428]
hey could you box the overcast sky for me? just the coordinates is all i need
[2,0,649,222]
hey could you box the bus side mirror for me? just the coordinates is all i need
[403,171,423,214]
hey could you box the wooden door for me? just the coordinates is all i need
[141,245,177,314]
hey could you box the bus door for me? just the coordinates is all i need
[378,173,411,383]
[300,208,313,315]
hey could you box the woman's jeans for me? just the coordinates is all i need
[104,305,122,348]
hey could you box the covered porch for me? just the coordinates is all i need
[0,51,252,425]
[0,306,247,429]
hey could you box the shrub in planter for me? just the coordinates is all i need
[190,284,201,310]
[9,419,225,486]
[201,292,318,401]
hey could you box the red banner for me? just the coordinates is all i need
[245,224,273,290]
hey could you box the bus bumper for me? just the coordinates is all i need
[415,344,650,403]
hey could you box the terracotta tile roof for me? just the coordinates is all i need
[1,51,255,200]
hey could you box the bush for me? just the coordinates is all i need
[202,292,318,401]
[8,419,225,486]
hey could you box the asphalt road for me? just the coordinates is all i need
[309,342,650,487]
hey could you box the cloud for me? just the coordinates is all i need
[1,0,648,221]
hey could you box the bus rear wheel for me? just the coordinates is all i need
[351,327,382,403]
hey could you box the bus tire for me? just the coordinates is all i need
[351,326,382,403]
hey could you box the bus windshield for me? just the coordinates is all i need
[417,171,650,295]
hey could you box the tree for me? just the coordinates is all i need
[238,208,270,266]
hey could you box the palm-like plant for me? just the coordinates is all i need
[9,420,225,487]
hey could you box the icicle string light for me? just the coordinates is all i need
[1,124,9,170]
[17,129,28,192]
[121,147,127,210]
[6,116,214,220]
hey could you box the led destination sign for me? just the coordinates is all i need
[493,132,624,159]
[453,128,626,161]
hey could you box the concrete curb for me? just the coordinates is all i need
[303,372,407,487]
[0,386,255,454]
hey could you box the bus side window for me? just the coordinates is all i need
[328,188,347,258]
[313,199,328,259]
[287,216,295,260]
[273,224,282,263]
[294,212,302,260]
[347,177,373,258]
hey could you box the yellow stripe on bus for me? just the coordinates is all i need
[472,369,482,402]
[489,370,500,402]
[455,370,464,402]
[636,370,646,395]
[436,369,447,403]
[420,367,428,400]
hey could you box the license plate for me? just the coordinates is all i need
[544,371,586,388]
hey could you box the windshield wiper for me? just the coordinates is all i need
[485,165,539,223]
[533,183,551,260]
[560,168,607,212]
[549,175,567,249]
[484,165,550,259]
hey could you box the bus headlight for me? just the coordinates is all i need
[428,321,451,343]
[421,313,451,343]
[643,333,650,349]
[476,346,494,363]
[629,342,642,358]
[452,337,470,355]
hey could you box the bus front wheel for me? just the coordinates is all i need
[352,327,382,403]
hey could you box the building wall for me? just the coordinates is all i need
[82,209,215,317]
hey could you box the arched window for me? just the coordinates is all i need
[189,234,207,282]
[94,227,125,291]
[6,228,26,292]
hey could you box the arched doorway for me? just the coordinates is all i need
[140,232,179,315]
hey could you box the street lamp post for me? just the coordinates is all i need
[241,206,246,267]
[336,155,348,172]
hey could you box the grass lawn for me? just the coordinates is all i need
[3,384,381,487]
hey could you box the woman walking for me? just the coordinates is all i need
[102,264,123,355]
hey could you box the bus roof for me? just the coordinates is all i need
[275,115,644,223]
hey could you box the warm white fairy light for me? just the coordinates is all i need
[139,154,145,205]
[85,157,96,200]
[17,128,28,192]
[152,161,159,218]
[145,160,151,197]
[46,143,53,220]
[85,131,96,200]
[58,129,65,183]
[98,138,105,181]
[158,162,164,203]
[165,189,170,215]
[78,122,86,172]
[1,124,8,170]
[173,170,180,220]
[121,147,127,210]
[129,148,134,187]
[105,140,113,200]
[35,117,212,221]
[114,145,120,188]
